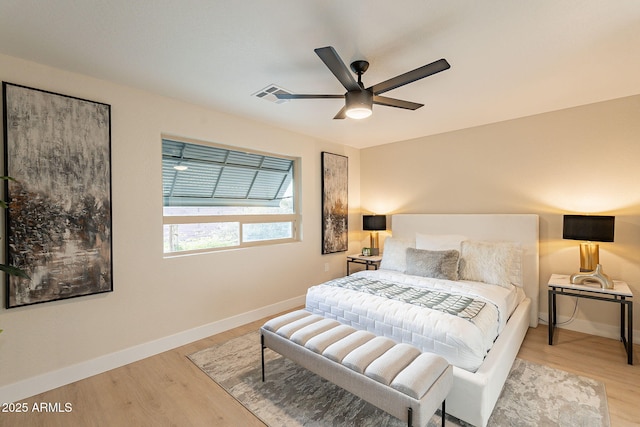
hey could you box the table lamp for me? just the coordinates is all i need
[562,214,615,288]
[363,215,386,256]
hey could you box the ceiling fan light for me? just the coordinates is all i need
[345,90,373,119]
[346,107,372,119]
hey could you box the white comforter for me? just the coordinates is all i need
[305,269,524,372]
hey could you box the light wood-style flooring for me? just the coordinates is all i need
[1,315,638,427]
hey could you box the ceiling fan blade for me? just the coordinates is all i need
[275,93,343,100]
[333,105,347,120]
[314,46,361,92]
[370,58,450,95]
[373,95,423,110]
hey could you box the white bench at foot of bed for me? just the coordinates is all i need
[260,309,453,427]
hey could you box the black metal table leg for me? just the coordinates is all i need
[628,301,633,365]
[548,289,555,345]
[261,334,266,381]
[621,297,626,343]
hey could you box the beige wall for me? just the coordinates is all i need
[1,49,637,399]
[0,53,361,394]
[361,95,640,338]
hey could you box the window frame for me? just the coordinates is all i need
[162,135,301,256]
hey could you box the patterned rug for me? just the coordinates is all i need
[188,331,610,427]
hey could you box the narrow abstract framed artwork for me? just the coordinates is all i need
[3,82,112,308]
[321,152,348,254]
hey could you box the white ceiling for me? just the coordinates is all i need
[1,1,639,149]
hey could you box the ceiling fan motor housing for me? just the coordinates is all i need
[345,90,373,119]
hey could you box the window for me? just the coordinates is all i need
[162,137,299,254]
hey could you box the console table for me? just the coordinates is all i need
[346,254,382,275]
[548,273,633,365]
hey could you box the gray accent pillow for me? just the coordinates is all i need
[405,248,460,280]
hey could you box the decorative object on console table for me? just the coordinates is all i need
[562,214,615,289]
[362,214,386,256]
[3,82,112,308]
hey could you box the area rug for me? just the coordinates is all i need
[188,331,610,427]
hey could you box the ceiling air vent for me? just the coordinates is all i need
[253,85,291,104]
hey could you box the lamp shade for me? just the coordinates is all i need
[363,215,386,231]
[563,215,615,242]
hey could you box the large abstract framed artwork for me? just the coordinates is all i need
[3,83,112,308]
[321,152,348,254]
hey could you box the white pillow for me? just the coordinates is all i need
[459,240,521,288]
[379,238,414,273]
[416,233,468,251]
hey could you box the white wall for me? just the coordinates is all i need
[0,53,361,400]
[361,94,640,340]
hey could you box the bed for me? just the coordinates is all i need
[305,214,539,427]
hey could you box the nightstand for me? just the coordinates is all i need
[346,254,382,275]
[548,273,633,365]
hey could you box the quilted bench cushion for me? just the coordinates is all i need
[263,309,450,401]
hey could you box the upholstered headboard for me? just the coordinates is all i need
[391,214,539,327]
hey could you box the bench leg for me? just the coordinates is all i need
[261,334,266,382]
[407,399,445,427]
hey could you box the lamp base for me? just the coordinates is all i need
[579,242,600,272]
[570,264,614,289]
[369,232,380,256]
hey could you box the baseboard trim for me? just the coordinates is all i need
[538,311,639,345]
[0,295,305,404]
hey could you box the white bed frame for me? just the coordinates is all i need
[391,214,539,427]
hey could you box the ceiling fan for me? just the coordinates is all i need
[276,46,450,120]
